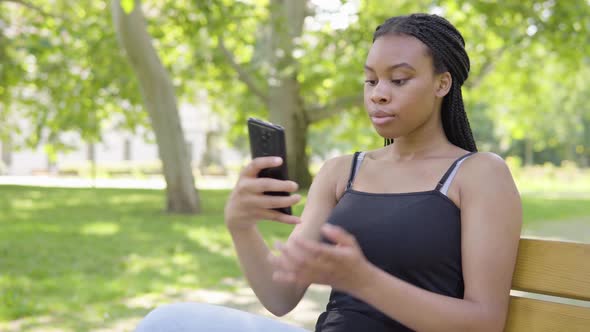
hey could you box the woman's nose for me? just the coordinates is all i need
[370,83,391,104]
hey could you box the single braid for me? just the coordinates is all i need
[373,14,478,152]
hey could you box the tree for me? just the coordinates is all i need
[2,0,588,205]
[1,0,200,213]
[210,0,314,187]
[112,0,200,213]
[208,0,369,188]
[450,0,590,164]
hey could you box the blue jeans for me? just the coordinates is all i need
[135,302,311,332]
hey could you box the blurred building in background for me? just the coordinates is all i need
[0,102,243,177]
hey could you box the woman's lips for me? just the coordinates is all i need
[371,115,396,125]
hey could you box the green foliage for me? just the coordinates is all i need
[1,0,145,149]
[448,0,590,161]
[121,0,135,14]
[1,0,589,165]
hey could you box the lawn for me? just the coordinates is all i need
[0,186,299,331]
[1,185,589,331]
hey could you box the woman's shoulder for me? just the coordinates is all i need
[360,146,390,160]
[315,153,358,200]
[318,153,355,174]
[463,152,510,173]
[319,153,358,177]
[458,151,516,191]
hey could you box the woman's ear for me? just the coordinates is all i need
[435,72,452,98]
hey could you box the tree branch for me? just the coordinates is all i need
[0,0,66,20]
[305,93,364,123]
[465,33,527,89]
[218,35,269,105]
[465,47,507,89]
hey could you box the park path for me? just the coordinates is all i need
[122,282,330,331]
[0,175,234,190]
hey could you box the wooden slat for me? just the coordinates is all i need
[511,238,590,301]
[505,296,590,332]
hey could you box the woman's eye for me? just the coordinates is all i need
[392,79,408,86]
[364,80,377,86]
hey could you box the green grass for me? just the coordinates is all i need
[521,195,590,224]
[511,163,590,196]
[0,185,589,331]
[0,186,299,331]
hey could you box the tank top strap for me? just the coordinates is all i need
[435,152,477,195]
[346,151,366,190]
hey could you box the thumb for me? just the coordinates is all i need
[242,156,282,178]
[321,224,356,247]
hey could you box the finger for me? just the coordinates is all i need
[277,239,310,270]
[273,242,299,273]
[267,251,288,271]
[321,224,357,247]
[294,236,341,261]
[255,209,301,225]
[242,157,283,178]
[271,263,311,287]
[293,236,322,254]
[249,193,302,210]
[252,177,299,194]
[275,240,335,286]
[268,252,296,284]
[291,238,337,274]
[238,178,297,195]
[272,270,296,284]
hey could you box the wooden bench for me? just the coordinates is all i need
[505,238,590,331]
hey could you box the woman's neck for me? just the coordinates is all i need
[385,118,452,161]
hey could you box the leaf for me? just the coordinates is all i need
[121,0,135,14]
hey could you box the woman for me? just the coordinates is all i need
[136,13,522,332]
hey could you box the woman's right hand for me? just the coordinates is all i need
[224,156,302,232]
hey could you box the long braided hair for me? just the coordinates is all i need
[375,14,477,152]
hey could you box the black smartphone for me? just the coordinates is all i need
[247,117,291,215]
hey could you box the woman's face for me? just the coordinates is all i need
[364,33,448,140]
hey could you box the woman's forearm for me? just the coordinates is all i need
[229,226,306,316]
[351,263,503,332]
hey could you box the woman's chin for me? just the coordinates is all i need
[374,127,401,140]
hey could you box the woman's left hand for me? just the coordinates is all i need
[269,224,374,293]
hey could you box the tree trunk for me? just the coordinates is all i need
[111,0,200,214]
[1,138,10,166]
[581,117,590,167]
[268,0,312,188]
[1,137,11,174]
[524,138,534,166]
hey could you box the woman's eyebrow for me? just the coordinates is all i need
[364,62,416,72]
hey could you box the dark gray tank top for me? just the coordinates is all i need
[315,151,475,332]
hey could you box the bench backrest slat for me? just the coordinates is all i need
[507,237,590,331]
[511,238,590,301]
[505,296,590,332]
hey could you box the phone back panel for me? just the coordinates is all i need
[247,118,291,215]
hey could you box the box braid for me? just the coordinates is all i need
[376,14,477,152]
